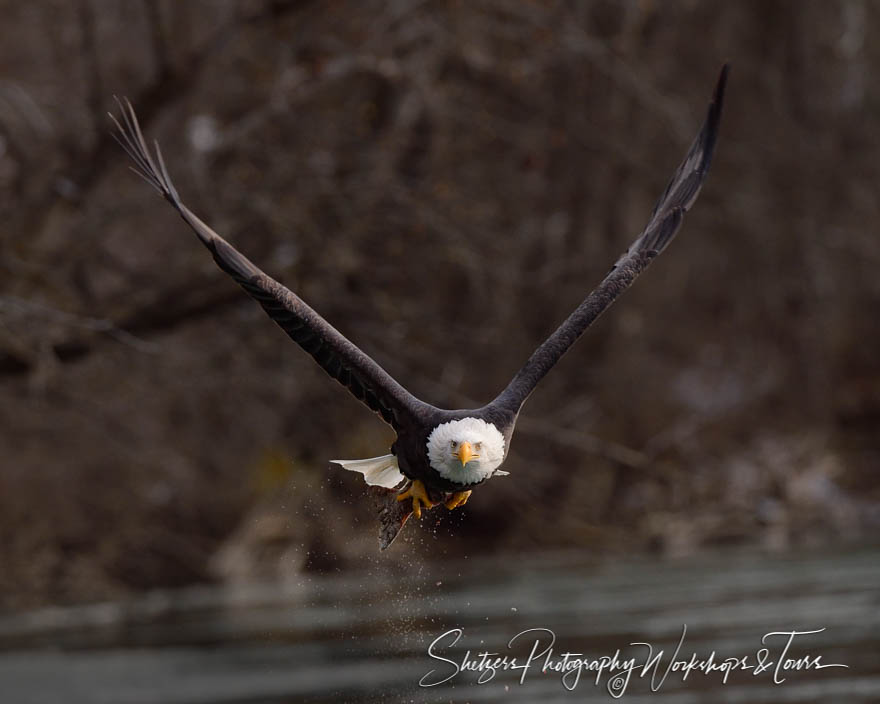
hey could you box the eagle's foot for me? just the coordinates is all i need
[396,479,435,519]
[444,490,472,510]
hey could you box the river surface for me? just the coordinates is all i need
[0,548,877,703]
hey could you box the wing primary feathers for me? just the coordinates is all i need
[109,98,167,198]
[490,65,729,416]
[615,64,727,266]
[111,99,435,431]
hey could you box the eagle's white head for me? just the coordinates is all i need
[426,418,507,486]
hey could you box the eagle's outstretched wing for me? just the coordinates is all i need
[490,65,728,416]
[111,99,434,432]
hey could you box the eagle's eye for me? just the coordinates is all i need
[450,440,458,450]
[474,442,482,452]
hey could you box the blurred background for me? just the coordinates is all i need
[1,1,879,701]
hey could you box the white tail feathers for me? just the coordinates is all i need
[330,454,405,489]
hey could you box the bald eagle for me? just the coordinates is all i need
[112,65,727,548]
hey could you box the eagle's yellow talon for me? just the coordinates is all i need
[445,490,472,510]
[396,479,435,518]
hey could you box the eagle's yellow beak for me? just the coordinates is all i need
[456,441,476,466]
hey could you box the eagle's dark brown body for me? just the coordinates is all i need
[392,405,518,495]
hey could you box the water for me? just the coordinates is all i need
[0,548,877,703]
